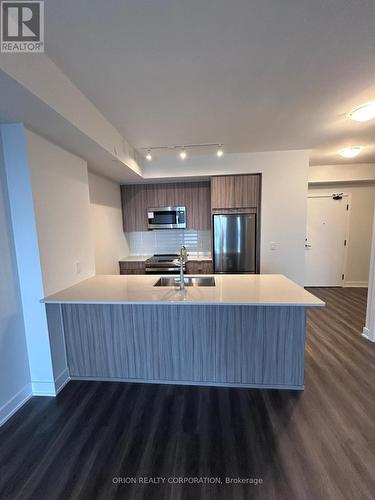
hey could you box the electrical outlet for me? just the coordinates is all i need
[76,262,82,275]
[270,242,277,251]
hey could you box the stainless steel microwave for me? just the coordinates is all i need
[147,206,186,229]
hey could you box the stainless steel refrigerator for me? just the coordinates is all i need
[213,213,256,273]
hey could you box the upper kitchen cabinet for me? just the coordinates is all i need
[121,181,211,232]
[211,174,261,209]
[121,184,147,232]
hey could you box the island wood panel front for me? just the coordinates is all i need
[211,174,261,209]
[121,181,211,232]
[60,303,306,389]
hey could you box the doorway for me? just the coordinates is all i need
[305,194,350,287]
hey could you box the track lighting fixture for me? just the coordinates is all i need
[142,143,224,161]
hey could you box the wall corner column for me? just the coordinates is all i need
[362,202,375,342]
[0,123,67,394]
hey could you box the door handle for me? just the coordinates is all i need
[305,244,311,248]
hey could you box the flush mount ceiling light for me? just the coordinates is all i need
[339,146,362,158]
[141,143,224,161]
[348,102,375,122]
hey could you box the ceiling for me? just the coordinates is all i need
[44,0,375,165]
[0,71,142,183]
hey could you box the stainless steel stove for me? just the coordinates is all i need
[145,254,185,274]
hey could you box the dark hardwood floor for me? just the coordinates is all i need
[1,288,375,500]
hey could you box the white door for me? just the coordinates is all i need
[305,195,349,287]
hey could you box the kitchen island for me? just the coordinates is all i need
[43,275,324,390]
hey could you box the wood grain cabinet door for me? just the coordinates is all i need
[121,185,148,232]
[121,181,211,232]
[186,261,199,274]
[201,261,214,274]
[211,174,260,209]
[119,261,145,275]
[186,260,213,274]
[186,182,211,231]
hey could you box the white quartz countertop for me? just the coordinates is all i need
[119,255,152,262]
[42,274,325,307]
[119,255,212,262]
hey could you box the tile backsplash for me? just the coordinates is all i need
[126,230,211,256]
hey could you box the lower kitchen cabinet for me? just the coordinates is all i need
[120,259,213,275]
[186,260,213,275]
[119,261,145,275]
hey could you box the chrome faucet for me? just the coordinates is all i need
[179,245,188,290]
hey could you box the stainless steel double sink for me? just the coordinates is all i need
[154,276,216,287]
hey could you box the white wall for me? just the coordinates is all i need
[362,204,375,342]
[88,171,129,274]
[26,130,95,296]
[309,184,375,286]
[144,150,309,285]
[308,163,375,286]
[309,163,375,184]
[0,129,31,425]
[0,53,143,178]
[1,125,98,402]
[1,124,56,397]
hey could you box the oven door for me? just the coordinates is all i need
[147,207,186,229]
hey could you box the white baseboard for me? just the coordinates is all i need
[345,281,368,288]
[0,383,32,427]
[31,380,57,396]
[0,372,71,427]
[54,368,70,394]
[31,370,71,396]
[362,327,375,342]
[30,368,71,397]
